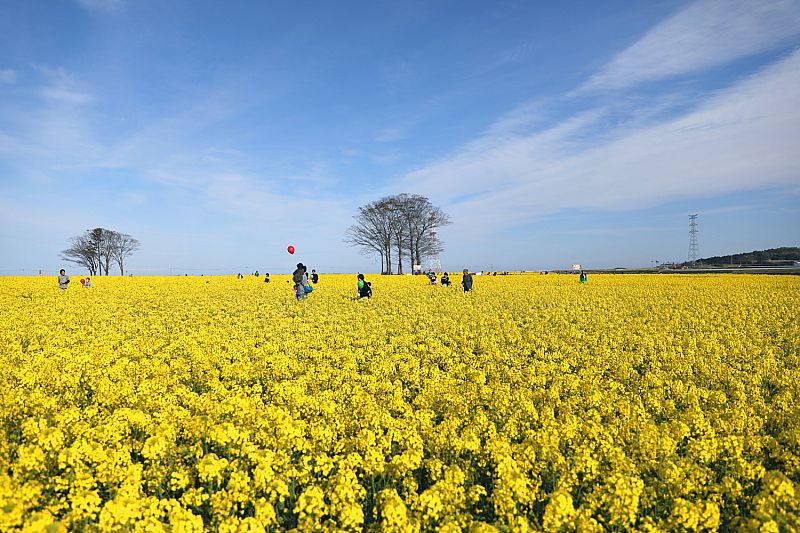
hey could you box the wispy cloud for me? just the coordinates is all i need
[39,87,94,105]
[0,69,101,171]
[403,49,800,234]
[34,65,94,106]
[580,0,800,92]
[0,69,17,84]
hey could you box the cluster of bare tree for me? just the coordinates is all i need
[61,228,141,276]
[346,194,451,274]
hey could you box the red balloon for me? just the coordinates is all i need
[80,279,85,284]
[287,245,295,255]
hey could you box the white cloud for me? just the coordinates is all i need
[32,65,95,106]
[402,50,800,234]
[581,0,800,91]
[39,87,94,105]
[0,69,18,84]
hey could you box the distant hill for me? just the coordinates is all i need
[694,247,800,266]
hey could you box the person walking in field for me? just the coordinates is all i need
[293,263,307,300]
[58,269,70,289]
[462,269,473,292]
[579,270,588,283]
[264,273,270,283]
[311,269,319,284]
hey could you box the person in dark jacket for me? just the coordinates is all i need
[292,263,307,299]
[58,269,70,289]
[462,269,473,292]
[441,272,451,287]
[311,269,319,284]
[357,273,372,299]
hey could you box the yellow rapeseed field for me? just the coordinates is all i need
[1,273,798,531]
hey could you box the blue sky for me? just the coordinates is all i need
[1,0,798,274]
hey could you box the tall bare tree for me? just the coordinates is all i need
[88,227,116,275]
[110,233,140,276]
[346,200,394,274]
[61,228,140,275]
[61,234,100,275]
[396,194,451,269]
[384,195,408,275]
[345,194,450,274]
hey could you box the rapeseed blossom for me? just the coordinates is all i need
[0,274,798,530]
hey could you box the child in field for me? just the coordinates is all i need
[84,277,92,288]
[441,272,450,287]
[357,274,372,299]
[264,273,270,283]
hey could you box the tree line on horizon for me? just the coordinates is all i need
[346,194,451,275]
[61,228,141,276]
[689,246,800,266]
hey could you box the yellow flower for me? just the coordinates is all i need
[0,274,797,530]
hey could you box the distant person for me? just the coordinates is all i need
[292,263,307,300]
[311,269,319,284]
[58,269,70,290]
[255,270,259,277]
[441,272,451,287]
[579,270,588,283]
[301,265,313,294]
[357,273,372,299]
[83,277,92,288]
[237,273,243,279]
[462,269,473,292]
[430,272,438,285]
[264,273,270,283]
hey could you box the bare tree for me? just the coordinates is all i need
[410,202,450,269]
[346,200,394,274]
[110,233,140,276]
[384,195,408,275]
[61,234,100,275]
[89,227,116,275]
[392,194,451,269]
[346,194,450,274]
[61,228,140,276]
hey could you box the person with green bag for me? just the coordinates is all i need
[357,273,372,299]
